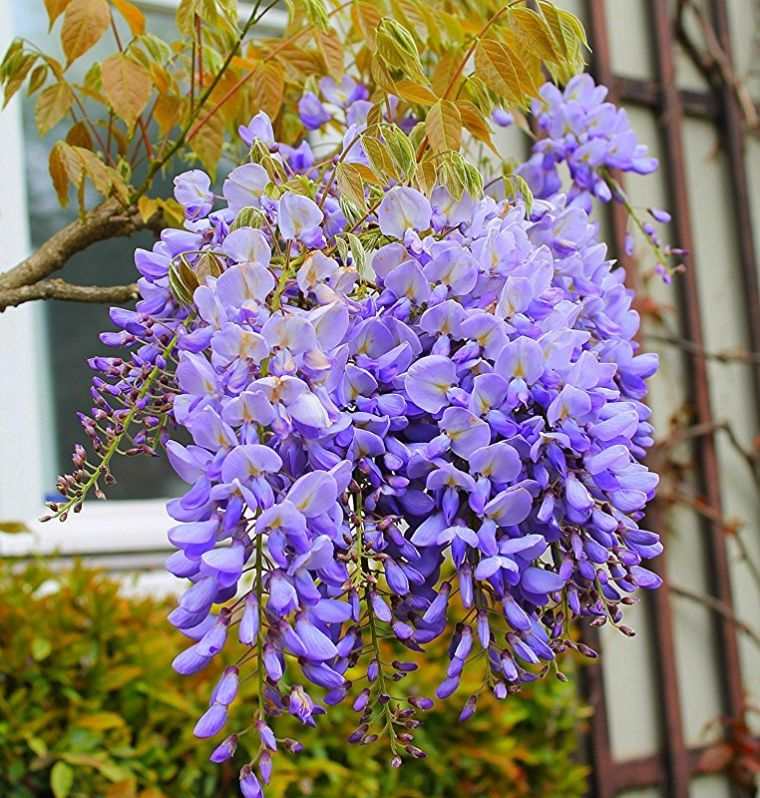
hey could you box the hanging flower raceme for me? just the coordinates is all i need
[56,74,665,795]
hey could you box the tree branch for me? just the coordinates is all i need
[0,279,139,310]
[0,200,160,300]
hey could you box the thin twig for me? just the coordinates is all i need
[670,583,760,649]
[133,0,273,200]
[185,0,351,146]
[645,331,760,365]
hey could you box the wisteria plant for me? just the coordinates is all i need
[2,1,676,796]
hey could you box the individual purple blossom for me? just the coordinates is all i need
[240,767,262,798]
[299,92,332,130]
[319,75,368,106]
[377,187,432,238]
[278,192,324,242]
[174,170,214,220]
[492,108,513,127]
[210,735,237,763]
[239,111,275,147]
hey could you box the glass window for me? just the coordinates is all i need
[12,1,284,502]
[13,2,184,500]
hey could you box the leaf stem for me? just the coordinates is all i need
[185,0,354,146]
[132,0,270,201]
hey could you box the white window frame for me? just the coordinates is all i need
[0,0,283,571]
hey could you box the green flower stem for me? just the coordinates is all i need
[354,486,400,755]
[53,332,179,519]
[256,529,266,717]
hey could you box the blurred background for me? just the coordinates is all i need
[0,1,758,796]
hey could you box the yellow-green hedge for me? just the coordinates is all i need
[0,560,588,798]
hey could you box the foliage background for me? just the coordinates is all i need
[0,560,588,798]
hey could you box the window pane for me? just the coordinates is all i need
[14,3,181,499]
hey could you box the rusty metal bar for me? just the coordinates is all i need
[579,629,615,798]
[585,0,633,278]
[614,76,720,118]
[586,3,691,797]
[579,6,627,797]
[647,4,748,798]
[709,1,760,409]
[611,741,760,792]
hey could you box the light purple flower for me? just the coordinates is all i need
[377,187,432,238]
[299,91,332,130]
[239,111,274,146]
[278,192,324,241]
[174,169,214,220]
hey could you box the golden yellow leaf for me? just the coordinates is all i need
[112,0,146,37]
[28,64,49,96]
[252,61,285,120]
[149,64,170,95]
[137,196,160,224]
[267,42,319,80]
[394,79,438,106]
[500,30,543,98]
[474,38,524,106]
[317,28,343,80]
[35,81,73,135]
[153,94,182,136]
[75,147,113,195]
[426,98,461,154]
[508,7,561,63]
[61,0,109,65]
[65,119,93,149]
[415,157,436,195]
[390,0,428,41]
[350,162,384,186]
[101,53,152,127]
[352,1,383,51]
[335,163,367,211]
[158,198,186,228]
[457,99,497,152]
[430,51,462,99]
[538,1,570,59]
[192,111,224,176]
[43,0,71,29]
[48,141,78,205]
[2,53,38,108]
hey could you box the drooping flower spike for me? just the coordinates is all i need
[58,74,664,796]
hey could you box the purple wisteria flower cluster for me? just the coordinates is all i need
[58,75,665,797]
[517,74,682,280]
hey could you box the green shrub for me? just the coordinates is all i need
[0,560,588,798]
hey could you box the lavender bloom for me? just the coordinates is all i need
[240,767,262,798]
[377,187,432,238]
[174,170,214,220]
[278,193,324,242]
[299,92,332,130]
[319,75,367,106]
[239,111,274,147]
